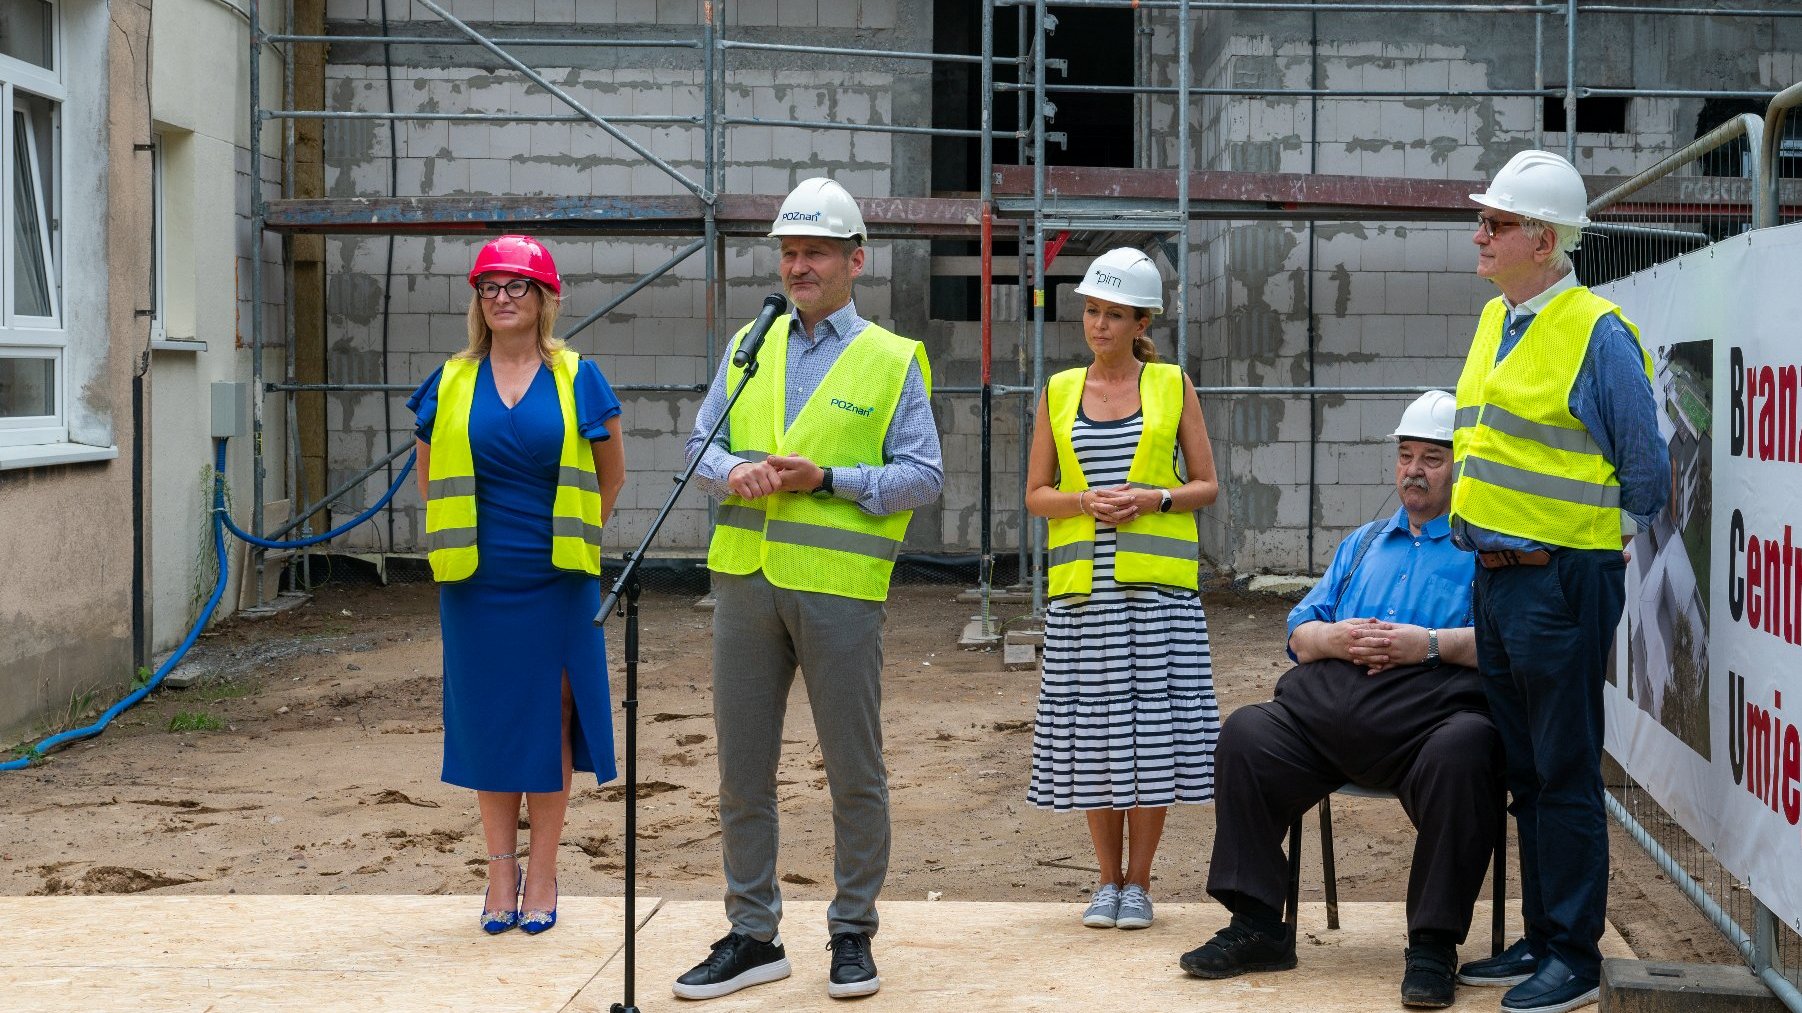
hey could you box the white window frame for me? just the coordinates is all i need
[0,1,66,448]
[0,344,63,446]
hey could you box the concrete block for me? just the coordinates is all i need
[1377,102,1424,145]
[858,0,896,29]
[1002,641,1039,671]
[735,0,779,24]
[775,0,816,24]
[1384,272,1430,316]
[1600,959,1785,1013]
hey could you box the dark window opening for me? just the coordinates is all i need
[930,3,1132,321]
[1542,95,1630,134]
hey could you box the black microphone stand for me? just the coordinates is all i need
[595,337,767,1013]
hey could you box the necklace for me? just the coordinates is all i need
[1091,364,1140,403]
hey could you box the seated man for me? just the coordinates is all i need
[1180,391,1501,1010]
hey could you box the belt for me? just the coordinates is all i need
[1477,549,1551,569]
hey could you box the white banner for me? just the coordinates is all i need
[1601,224,1802,932]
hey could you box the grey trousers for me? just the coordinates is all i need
[711,571,889,940]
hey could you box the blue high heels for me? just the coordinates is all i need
[479,852,523,935]
[520,876,558,935]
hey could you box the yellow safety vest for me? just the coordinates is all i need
[424,348,604,581]
[1450,287,1651,550]
[1045,362,1199,597]
[705,316,932,602]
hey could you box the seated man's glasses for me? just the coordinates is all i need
[476,279,535,300]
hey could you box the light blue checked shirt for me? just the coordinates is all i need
[686,299,943,516]
[1452,270,1671,552]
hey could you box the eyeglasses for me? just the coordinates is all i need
[1475,213,1526,239]
[476,278,535,300]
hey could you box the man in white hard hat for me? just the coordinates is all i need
[1449,150,1669,1013]
[676,177,942,1001]
[1183,391,1500,1010]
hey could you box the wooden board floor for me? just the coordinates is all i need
[4,897,1632,1012]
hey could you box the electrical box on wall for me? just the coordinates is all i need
[211,382,249,440]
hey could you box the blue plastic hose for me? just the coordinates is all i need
[219,452,414,550]
[1,441,415,770]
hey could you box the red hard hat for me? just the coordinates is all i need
[468,234,561,295]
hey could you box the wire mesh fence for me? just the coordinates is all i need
[1608,776,1802,999]
[1583,113,1763,288]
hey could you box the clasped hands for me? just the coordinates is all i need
[728,455,825,500]
[1327,616,1431,675]
[1079,484,1160,527]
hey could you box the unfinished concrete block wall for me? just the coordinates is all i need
[1151,8,1802,573]
[318,1,942,557]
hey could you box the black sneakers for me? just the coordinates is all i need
[827,931,881,999]
[1179,922,1298,979]
[672,932,792,1000]
[1401,941,1459,1008]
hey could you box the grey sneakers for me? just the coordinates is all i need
[1081,883,1121,928]
[1081,883,1153,929]
[1115,884,1154,929]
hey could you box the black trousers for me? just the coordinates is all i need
[1206,658,1503,940]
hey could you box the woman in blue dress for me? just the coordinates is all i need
[409,235,626,935]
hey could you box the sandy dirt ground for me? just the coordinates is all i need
[1,579,1736,966]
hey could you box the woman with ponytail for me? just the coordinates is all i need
[1024,248,1220,931]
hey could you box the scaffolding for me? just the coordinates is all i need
[242,0,1802,1005]
[248,0,1802,613]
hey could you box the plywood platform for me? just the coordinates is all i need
[1,897,1632,1012]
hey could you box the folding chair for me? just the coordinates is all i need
[1284,782,1508,955]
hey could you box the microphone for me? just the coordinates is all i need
[733,292,789,368]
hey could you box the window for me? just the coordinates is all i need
[1542,95,1630,135]
[0,0,63,447]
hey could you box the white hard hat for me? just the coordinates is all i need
[1072,248,1164,313]
[1470,149,1591,228]
[1391,390,1456,445]
[769,177,868,243]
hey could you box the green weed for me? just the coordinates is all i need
[168,711,225,733]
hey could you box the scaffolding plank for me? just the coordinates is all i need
[263,194,988,239]
[990,165,1802,221]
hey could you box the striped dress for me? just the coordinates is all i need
[1027,408,1220,811]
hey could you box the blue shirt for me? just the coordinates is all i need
[1452,271,1671,552]
[686,299,944,516]
[1287,509,1476,662]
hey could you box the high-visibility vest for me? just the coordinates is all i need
[1045,362,1199,597]
[705,315,931,602]
[424,348,604,581]
[1450,287,1651,550]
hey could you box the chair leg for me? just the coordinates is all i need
[1492,788,1508,956]
[1320,796,1340,931]
[1285,816,1303,943]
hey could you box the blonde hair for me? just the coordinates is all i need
[1132,308,1160,363]
[456,281,564,364]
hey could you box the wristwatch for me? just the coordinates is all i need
[1425,628,1441,668]
[1158,488,1174,513]
[811,467,835,498]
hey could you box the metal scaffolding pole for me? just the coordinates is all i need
[1030,0,1050,618]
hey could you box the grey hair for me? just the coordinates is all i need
[1520,217,1581,272]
